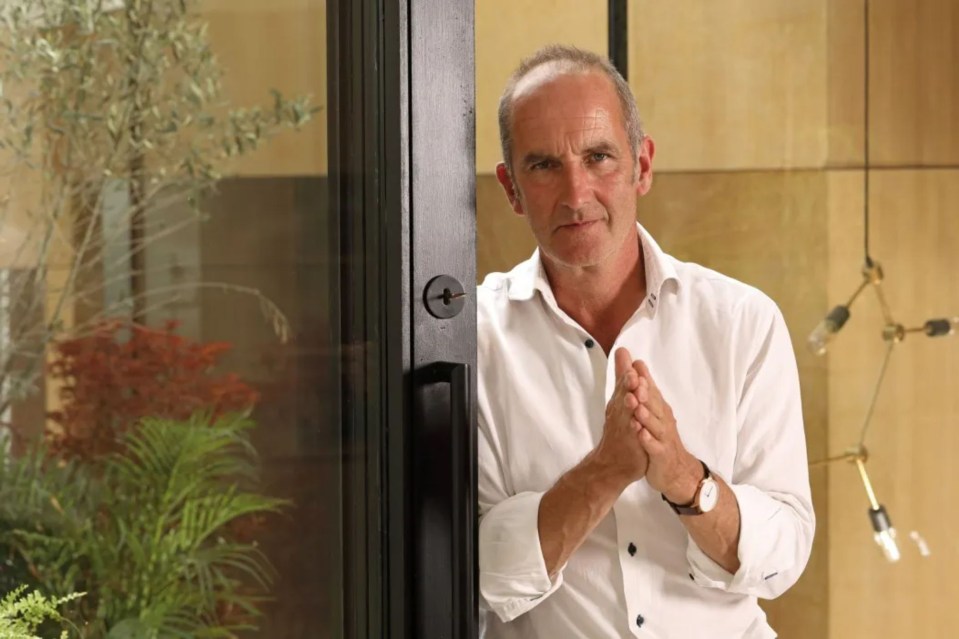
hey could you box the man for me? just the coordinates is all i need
[477,45,814,638]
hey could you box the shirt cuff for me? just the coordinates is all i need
[479,491,565,622]
[686,483,799,597]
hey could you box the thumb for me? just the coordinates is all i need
[614,347,632,379]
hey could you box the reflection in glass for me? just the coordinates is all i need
[0,1,340,637]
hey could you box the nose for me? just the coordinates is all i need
[558,162,593,211]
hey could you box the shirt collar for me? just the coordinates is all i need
[507,222,682,311]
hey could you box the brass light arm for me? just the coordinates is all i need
[883,317,957,343]
[808,449,862,468]
[809,447,877,508]
[855,456,881,511]
[845,277,870,308]
[858,341,895,448]
[873,288,895,326]
[809,448,901,562]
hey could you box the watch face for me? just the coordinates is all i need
[699,479,719,513]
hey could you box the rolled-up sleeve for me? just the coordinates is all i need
[687,293,815,598]
[479,491,563,621]
[478,386,564,622]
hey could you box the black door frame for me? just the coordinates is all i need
[328,0,476,637]
[608,0,629,78]
[407,0,477,635]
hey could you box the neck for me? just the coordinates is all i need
[542,228,647,353]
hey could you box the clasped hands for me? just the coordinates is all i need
[596,347,703,504]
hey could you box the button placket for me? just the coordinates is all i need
[614,492,655,638]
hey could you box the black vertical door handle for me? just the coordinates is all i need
[418,362,477,639]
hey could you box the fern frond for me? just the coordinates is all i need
[0,586,83,638]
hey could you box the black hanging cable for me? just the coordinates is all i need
[863,0,872,265]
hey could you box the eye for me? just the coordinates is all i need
[589,152,610,163]
[529,159,555,171]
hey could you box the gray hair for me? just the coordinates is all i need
[497,44,645,175]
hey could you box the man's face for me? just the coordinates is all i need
[496,69,654,270]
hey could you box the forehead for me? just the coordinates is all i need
[509,68,625,150]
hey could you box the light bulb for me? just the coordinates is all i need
[924,317,959,337]
[869,505,900,563]
[874,528,900,562]
[807,305,851,355]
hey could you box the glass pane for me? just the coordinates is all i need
[0,1,345,637]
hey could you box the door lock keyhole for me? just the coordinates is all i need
[424,275,466,319]
[443,288,466,305]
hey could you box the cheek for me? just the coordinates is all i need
[518,183,555,213]
[599,176,637,210]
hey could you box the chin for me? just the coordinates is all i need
[546,244,610,269]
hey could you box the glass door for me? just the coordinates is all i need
[0,0,474,638]
[332,0,477,637]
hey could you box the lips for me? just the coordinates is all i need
[560,220,599,230]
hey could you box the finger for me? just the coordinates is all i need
[609,373,640,421]
[636,377,663,420]
[615,347,632,380]
[612,369,639,410]
[637,404,666,439]
[616,383,642,425]
[634,362,669,418]
[632,359,650,381]
[633,360,662,393]
[639,427,666,456]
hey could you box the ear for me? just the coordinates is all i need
[635,136,655,197]
[495,162,525,216]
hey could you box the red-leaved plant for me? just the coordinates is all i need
[47,319,259,460]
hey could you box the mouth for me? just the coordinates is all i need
[559,220,600,231]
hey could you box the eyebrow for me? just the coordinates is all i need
[520,141,620,167]
[521,152,554,167]
[585,141,618,156]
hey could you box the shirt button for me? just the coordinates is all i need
[636,614,645,629]
[584,338,595,349]
[627,542,636,556]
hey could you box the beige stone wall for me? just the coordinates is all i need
[475,0,608,172]
[827,168,959,638]
[203,0,327,176]
[630,2,831,171]
[826,2,959,636]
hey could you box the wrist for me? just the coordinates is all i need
[582,449,636,494]
[662,455,704,505]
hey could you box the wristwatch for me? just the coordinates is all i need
[661,460,719,516]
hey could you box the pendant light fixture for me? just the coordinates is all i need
[807,0,956,563]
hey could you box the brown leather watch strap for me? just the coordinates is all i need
[661,460,710,516]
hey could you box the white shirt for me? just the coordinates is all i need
[477,224,815,639]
